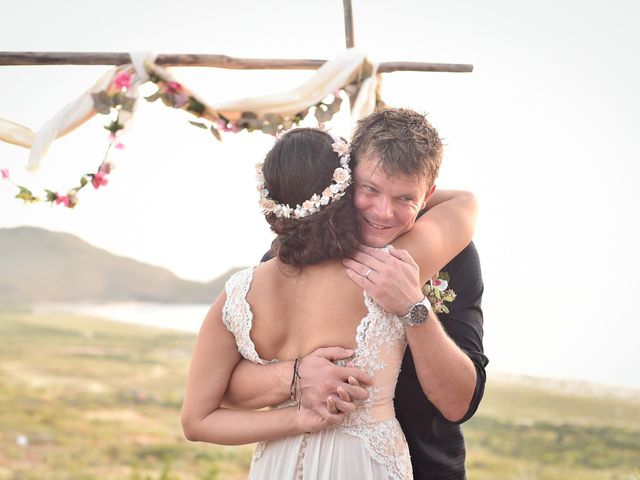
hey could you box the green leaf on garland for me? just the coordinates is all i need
[443,296,454,302]
[261,122,278,136]
[189,121,208,129]
[112,92,124,108]
[144,90,162,103]
[160,93,174,108]
[80,176,88,187]
[441,305,450,314]
[187,96,206,115]
[237,112,261,131]
[15,186,38,203]
[326,95,343,114]
[210,126,222,141]
[104,121,123,133]
[261,114,281,135]
[91,91,112,115]
[281,117,294,130]
[44,189,57,202]
[120,96,137,112]
[439,271,450,282]
[314,105,334,123]
[434,289,441,300]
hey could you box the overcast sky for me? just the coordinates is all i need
[1,0,639,389]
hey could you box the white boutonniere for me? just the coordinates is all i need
[423,271,456,314]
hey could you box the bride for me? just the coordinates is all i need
[181,122,476,479]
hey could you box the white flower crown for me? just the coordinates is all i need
[256,136,352,219]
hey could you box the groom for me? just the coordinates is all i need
[223,108,487,479]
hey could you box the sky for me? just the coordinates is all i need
[1,0,639,389]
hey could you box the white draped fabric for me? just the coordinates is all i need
[0,49,379,171]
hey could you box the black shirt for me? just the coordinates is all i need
[394,241,487,479]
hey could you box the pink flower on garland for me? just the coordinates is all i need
[99,161,115,174]
[173,93,189,108]
[55,194,70,207]
[92,171,109,189]
[108,133,125,150]
[165,81,182,94]
[1,168,9,180]
[114,70,132,90]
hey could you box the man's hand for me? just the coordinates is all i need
[298,347,371,419]
[343,244,425,316]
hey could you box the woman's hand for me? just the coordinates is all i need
[295,404,346,433]
[294,374,364,432]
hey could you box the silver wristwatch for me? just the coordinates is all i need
[400,296,432,326]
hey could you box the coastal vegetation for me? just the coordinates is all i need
[1,311,639,479]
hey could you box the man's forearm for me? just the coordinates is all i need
[222,358,292,409]
[405,312,477,422]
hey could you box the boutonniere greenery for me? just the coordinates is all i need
[423,271,456,314]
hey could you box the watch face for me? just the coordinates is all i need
[410,304,429,324]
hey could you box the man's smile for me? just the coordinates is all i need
[363,217,393,230]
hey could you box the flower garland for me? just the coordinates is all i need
[2,64,374,209]
[256,137,352,219]
[423,271,457,314]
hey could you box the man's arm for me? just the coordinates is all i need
[222,347,372,415]
[342,191,482,421]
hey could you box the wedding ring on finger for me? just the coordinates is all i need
[365,268,372,280]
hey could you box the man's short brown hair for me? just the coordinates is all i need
[351,108,443,185]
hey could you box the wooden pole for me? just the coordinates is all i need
[0,52,473,73]
[343,0,355,48]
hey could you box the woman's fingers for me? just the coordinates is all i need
[327,395,356,414]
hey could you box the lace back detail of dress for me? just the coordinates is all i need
[222,267,271,365]
[340,292,411,480]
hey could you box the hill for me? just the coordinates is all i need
[0,227,242,304]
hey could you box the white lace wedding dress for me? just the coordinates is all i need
[223,267,413,480]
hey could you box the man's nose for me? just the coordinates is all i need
[373,197,393,220]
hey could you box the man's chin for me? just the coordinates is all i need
[361,232,394,248]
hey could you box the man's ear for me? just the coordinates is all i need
[420,184,437,210]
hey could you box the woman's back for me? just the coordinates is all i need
[222,262,413,479]
[246,259,368,361]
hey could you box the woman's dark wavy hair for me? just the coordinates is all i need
[262,128,361,268]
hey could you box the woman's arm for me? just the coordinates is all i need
[395,189,478,284]
[181,292,345,445]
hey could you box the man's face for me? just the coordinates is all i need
[353,154,434,248]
